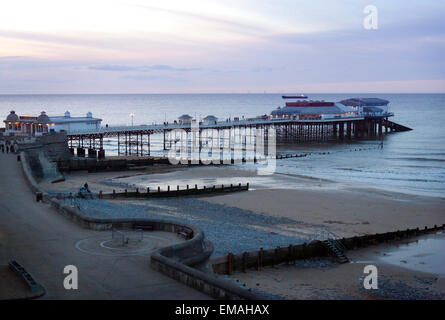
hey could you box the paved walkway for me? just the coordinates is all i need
[0,152,209,299]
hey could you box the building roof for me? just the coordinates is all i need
[4,110,101,125]
[37,111,50,123]
[6,111,19,122]
[50,111,101,123]
[271,103,353,116]
[178,114,193,120]
[49,116,102,124]
[203,115,218,121]
[339,98,389,107]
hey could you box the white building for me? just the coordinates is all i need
[339,98,391,118]
[3,110,102,137]
[50,111,102,133]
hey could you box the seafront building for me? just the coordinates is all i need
[2,110,102,137]
[270,100,357,120]
[269,96,392,121]
[339,98,392,118]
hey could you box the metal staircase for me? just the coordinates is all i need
[314,230,349,264]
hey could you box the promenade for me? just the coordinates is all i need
[0,151,208,299]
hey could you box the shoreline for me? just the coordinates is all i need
[40,164,445,241]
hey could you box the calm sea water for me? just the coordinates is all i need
[1,93,444,197]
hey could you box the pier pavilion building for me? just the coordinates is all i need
[339,98,392,118]
[3,110,102,137]
[270,100,357,120]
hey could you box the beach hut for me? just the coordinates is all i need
[178,114,193,124]
[202,115,218,124]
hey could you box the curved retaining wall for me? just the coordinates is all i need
[19,151,264,300]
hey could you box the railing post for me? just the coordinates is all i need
[288,245,293,264]
[242,252,248,273]
[257,248,263,271]
[227,252,233,275]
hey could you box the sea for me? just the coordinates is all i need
[1,93,444,197]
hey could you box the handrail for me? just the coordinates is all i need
[313,229,346,253]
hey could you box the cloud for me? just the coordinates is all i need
[88,65,200,72]
[131,3,269,35]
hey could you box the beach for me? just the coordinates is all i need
[231,233,445,300]
[35,163,445,299]
[38,164,445,258]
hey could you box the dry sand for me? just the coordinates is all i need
[205,187,445,237]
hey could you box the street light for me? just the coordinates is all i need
[130,113,134,126]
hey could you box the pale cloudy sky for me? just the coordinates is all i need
[0,0,444,93]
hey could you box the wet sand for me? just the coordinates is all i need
[231,234,445,300]
[43,165,445,238]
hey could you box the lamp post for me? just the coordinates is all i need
[130,113,134,127]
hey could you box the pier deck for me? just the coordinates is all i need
[66,116,410,157]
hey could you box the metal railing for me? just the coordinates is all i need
[313,229,347,253]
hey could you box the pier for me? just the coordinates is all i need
[66,117,409,158]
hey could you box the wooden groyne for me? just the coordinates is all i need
[275,145,384,160]
[101,183,249,199]
[60,183,250,200]
[212,224,445,275]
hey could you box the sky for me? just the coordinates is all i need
[0,0,444,94]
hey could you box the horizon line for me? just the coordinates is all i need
[1,92,445,95]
